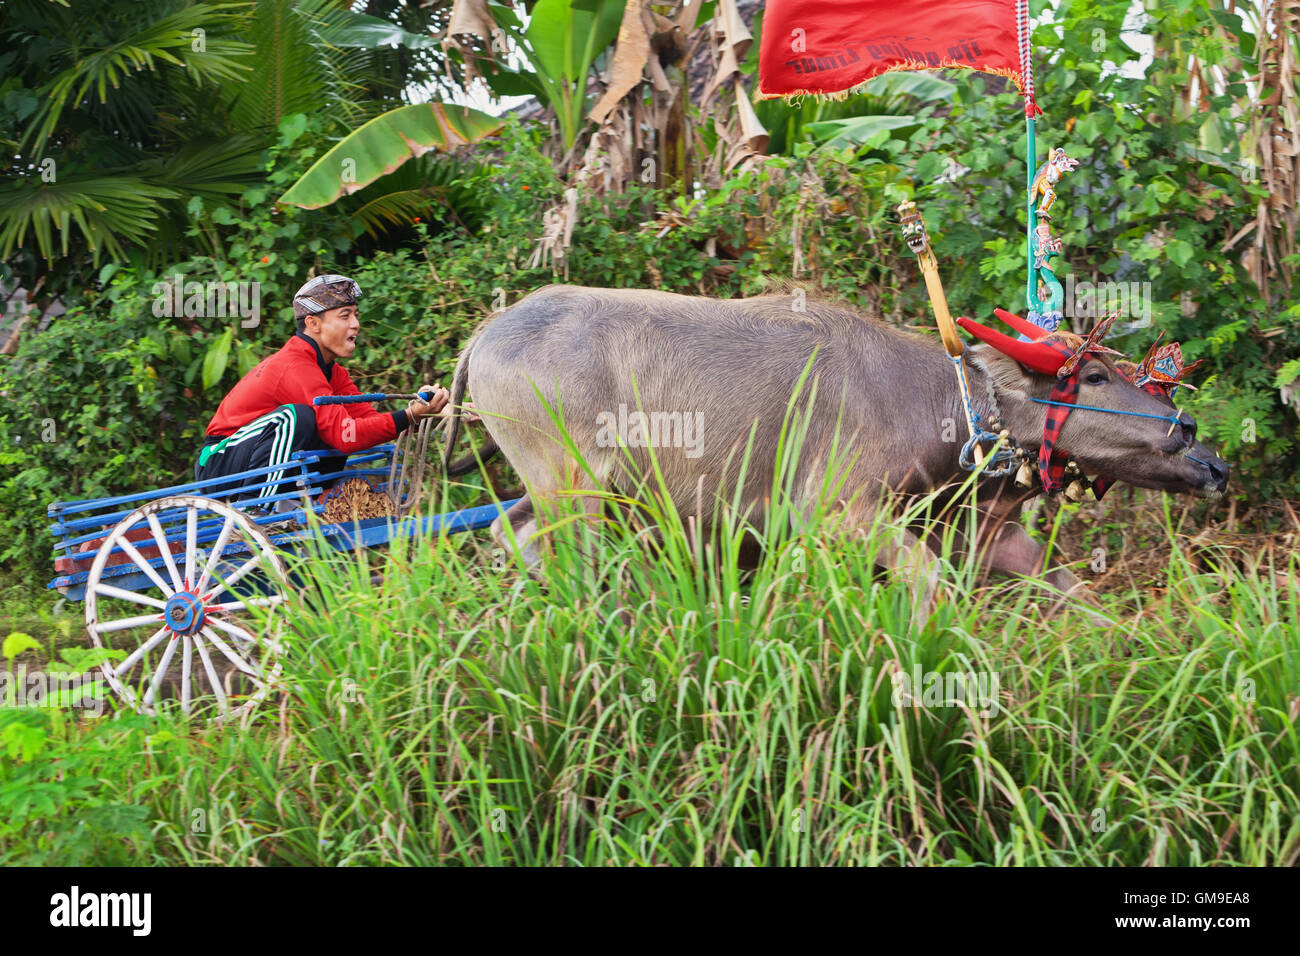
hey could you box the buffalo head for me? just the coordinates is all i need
[969,345,1229,498]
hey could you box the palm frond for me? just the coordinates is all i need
[0,174,181,264]
[138,134,268,201]
[350,189,439,237]
[226,0,338,132]
[342,154,494,236]
[21,2,254,157]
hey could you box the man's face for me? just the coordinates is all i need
[306,304,360,361]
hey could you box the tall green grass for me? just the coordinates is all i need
[1,407,1296,865]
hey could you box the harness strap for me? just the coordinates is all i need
[953,351,1023,478]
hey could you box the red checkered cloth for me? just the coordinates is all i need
[1037,334,1125,499]
[1037,339,1082,495]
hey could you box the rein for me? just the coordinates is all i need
[954,361,1186,500]
[1028,397,1181,427]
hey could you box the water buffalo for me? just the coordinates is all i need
[442,285,1228,612]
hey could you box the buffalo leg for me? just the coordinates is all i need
[491,495,541,568]
[863,524,942,631]
[979,520,1112,622]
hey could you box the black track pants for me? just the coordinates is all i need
[194,404,341,503]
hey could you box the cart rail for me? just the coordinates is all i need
[48,435,516,599]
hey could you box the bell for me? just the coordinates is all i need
[1065,479,1086,502]
[1015,461,1034,488]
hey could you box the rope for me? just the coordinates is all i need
[1016,0,1038,116]
[959,420,1018,477]
[953,353,1020,477]
[389,414,445,515]
[1028,397,1181,426]
[950,353,983,464]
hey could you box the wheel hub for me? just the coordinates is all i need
[164,591,205,635]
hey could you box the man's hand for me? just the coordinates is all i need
[407,385,450,423]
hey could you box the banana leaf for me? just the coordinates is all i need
[278,104,503,209]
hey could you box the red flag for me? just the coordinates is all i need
[759,0,1037,113]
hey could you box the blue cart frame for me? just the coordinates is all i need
[47,413,517,720]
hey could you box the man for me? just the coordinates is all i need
[195,273,447,504]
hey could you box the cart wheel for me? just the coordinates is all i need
[83,494,290,721]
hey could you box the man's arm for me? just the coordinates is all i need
[332,365,412,439]
[273,363,403,453]
[337,367,453,424]
[306,367,450,452]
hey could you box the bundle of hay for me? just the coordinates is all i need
[321,478,396,522]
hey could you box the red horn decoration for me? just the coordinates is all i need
[993,308,1049,340]
[957,316,1068,376]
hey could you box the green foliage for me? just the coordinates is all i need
[0,708,154,865]
[278,104,504,210]
[0,453,1295,865]
[0,0,261,283]
[2,632,40,659]
[0,0,455,294]
[481,0,625,150]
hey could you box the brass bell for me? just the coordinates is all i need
[1065,479,1086,502]
[1015,461,1034,488]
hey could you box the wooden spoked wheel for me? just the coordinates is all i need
[83,495,289,721]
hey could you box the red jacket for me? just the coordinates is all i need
[204,333,409,452]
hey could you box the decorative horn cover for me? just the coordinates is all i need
[956,316,1069,375]
[994,308,1050,341]
[1056,313,1124,377]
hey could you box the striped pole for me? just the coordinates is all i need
[313,391,433,406]
[1018,0,1038,315]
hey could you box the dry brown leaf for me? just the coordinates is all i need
[590,1,652,125]
[444,0,497,83]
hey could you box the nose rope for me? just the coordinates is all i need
[1028,397,1182,426]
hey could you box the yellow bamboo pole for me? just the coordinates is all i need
[896,201,982,464]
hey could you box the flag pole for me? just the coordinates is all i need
[1019,0,1038,315]
[1026,114,1036,313]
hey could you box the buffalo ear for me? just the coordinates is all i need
[967,343,1036,396]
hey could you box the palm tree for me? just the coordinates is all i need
[0,1,260,289]
[0,0,463,302]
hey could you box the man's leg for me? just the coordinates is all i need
[194,404,325,504]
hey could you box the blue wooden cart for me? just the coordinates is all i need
[47,397,516,721]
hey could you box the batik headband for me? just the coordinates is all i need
[293,274,363,321]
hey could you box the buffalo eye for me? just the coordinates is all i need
[1085,370,1107,386]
